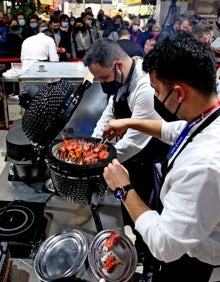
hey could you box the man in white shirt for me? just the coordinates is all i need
[21,28,59,70]
[103,33,220,282]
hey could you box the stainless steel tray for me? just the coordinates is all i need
[88,229,137,282]
[34,230,88,281]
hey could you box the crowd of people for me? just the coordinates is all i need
[1,7,220,65]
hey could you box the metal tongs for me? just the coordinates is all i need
[99,133,111,144]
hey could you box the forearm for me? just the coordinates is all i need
[103,118,163,140]
[122,189,151,222]
[125,118,162,139]
[103,159,151,222]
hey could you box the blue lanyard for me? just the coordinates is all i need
[167,121,197,159]
[167,101,220,160]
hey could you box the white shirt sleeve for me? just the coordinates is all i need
[48,37,59,62]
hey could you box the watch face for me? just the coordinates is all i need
[114,187,125,200]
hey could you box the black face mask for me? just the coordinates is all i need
[52,28,60,33]
[101,66,123,96]
[154,89,181,122]
[11,25,20,31]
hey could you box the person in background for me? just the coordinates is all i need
[16,12,28,40]
[151,25,161,40]
[6,18,23,57]
[49,15,71,61]
[192,22,214,44]
[59,14,71,35]
[97,9,106,31]
[212,7,220,38]
[69,16,76,32]
[71,17,94,59]
[212,7,220,65]
[144,34,156,55]
[0,11,8,57]
[21,27,59,70]
[102,32,220,282]
[156,17,180,42]
[26,14,39,38]
[82,12,99,42]
[129,17,147,48]
[117,28,145,58]
[38,19,49,32]
[178,14,190,32]
[98,16,118,41]
[83,38,170,281]
[146,17,156,33]
[84,6,96,27]
[112,14,124,33]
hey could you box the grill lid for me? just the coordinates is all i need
[21,74,93,147]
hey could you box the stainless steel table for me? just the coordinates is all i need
[0,163,124,281]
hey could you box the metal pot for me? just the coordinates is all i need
[34,230,88,282]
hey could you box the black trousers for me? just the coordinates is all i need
[122,138,170,272]
[153,254,214,282]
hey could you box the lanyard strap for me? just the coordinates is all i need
[168,100,220,160]
[114,59,135,102]
[165,107,220,175]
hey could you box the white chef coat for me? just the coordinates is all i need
[135,115,220,281]
[21,32,59,70]
[92,58,161,163]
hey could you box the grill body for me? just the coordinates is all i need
[46,137,116,204]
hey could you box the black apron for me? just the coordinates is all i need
[113,60,170,274]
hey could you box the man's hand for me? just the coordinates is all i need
[103,159,130,191]
[102,119,129,141]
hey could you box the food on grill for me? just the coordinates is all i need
[102,252,123,273]
[103,230,120,252]
[55,137,109,165]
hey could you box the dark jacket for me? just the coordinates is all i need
[117,39,145,58]
[0,23,8,56]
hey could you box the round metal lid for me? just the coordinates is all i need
[88,229,138,282]
[34,230,88,281]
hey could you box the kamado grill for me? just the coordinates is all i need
[47,137,116,204]
[5,75,115,235]
[3,73,137,282]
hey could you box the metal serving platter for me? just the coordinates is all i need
[34,230,88,281]
[88,229,137,282]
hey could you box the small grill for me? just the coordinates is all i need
[46,137,116,204]
[19,75,114,232]
[19,76,116,206]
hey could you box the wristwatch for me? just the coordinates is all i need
[114,184,134,200]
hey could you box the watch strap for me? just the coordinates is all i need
[123,184,134,192]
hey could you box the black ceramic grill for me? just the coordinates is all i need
[19,75,116,209]
[46,137,116,204]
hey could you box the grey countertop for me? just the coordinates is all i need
[19,62,89,80]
